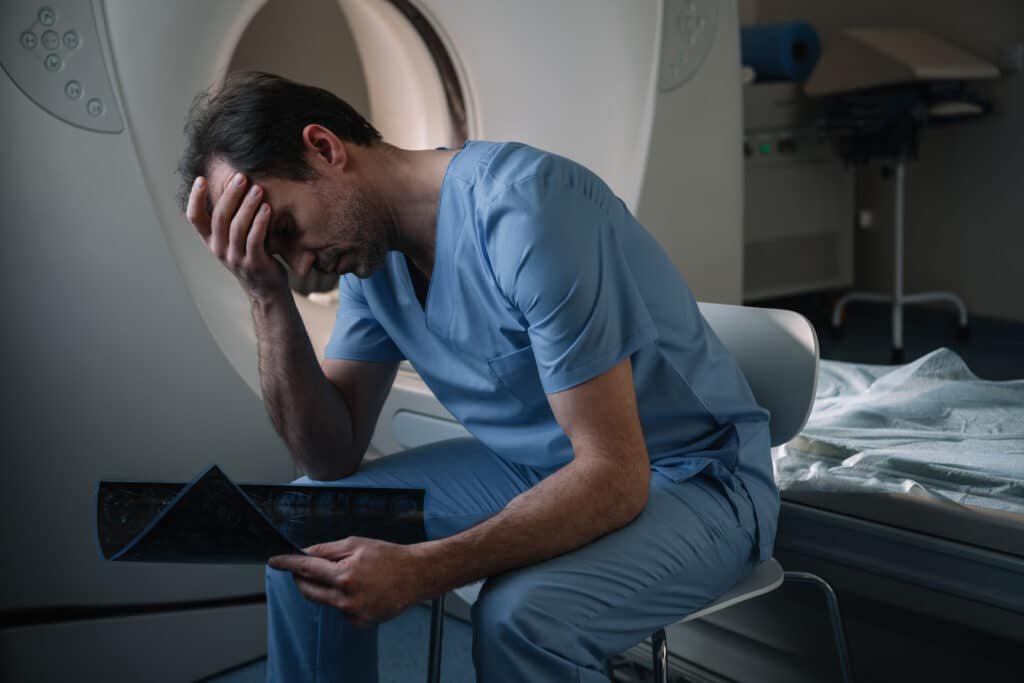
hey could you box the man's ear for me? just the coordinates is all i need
[302,124,347,170]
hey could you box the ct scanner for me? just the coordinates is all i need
[0,0,743,679]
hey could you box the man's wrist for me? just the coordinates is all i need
[248,284,293,311]
[408,537,462,600]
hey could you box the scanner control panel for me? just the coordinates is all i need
[659,0,719,92]
[1,2,124,133]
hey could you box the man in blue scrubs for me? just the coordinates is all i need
[179,73,777,682]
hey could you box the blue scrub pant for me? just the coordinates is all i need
[265,438,758,682]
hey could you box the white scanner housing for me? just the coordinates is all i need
[0,1,742,679]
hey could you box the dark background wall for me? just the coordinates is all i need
[744,0,1024,322]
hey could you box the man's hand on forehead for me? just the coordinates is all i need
[184,171,289,301]
[206,170,251,222]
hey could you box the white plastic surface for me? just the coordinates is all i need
[0,69,292,614]
[337,0,455,149]
[371,367,462,457]
[697,302,819,447]
[658,0,718,92]
[637,0,745,304]
[102,0,669,396]
[680,558,784,623]
[0,0,124,132]
[0,603,267,682]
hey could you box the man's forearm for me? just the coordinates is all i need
[251,290,359,479]
[411,455,650,597]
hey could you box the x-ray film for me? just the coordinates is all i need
[96,465,426,564]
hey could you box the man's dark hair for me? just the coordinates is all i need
[176,71,382,213]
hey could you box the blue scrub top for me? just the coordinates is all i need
[325,141,779,560]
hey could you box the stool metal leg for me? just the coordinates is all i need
[651,628,668,683]
[784,571,853,683]
[427,594,446,683]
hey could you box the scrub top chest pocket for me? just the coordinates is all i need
[486,345,546,407]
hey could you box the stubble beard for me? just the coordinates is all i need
[316,180,389,279]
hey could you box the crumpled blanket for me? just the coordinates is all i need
[775,348,1024,513]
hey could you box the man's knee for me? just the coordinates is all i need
[471,573,571,655]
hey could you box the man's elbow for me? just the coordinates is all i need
[295,446,361,482]
[304,463,357,482]
[613,461,651,525]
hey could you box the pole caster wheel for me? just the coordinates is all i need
[891,347,905,364]
[957,324,970,342]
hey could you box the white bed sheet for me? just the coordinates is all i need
[775,348,1024,515]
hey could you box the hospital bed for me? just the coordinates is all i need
[773,349,1024,617]
[646,349,1024,680]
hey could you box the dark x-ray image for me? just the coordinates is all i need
[96,465,426,564]
[243,483,426,549]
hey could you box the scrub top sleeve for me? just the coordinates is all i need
[486,178,656,394]
[324,275,405,363]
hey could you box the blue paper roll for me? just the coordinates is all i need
[741,22,821,83]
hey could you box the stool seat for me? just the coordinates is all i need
[645,561,853,683]
[679,558,783,624]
